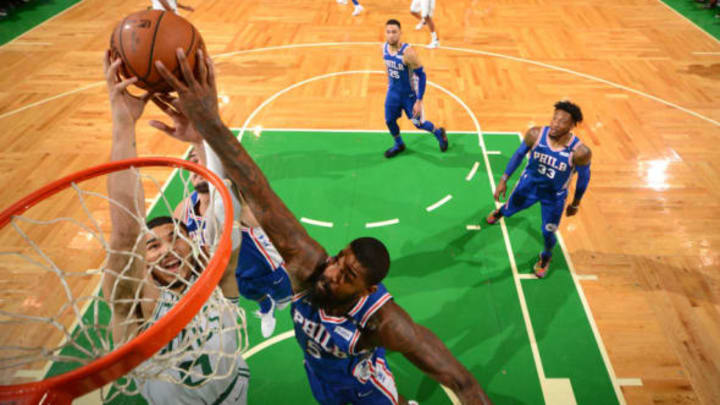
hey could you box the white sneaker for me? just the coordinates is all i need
[337,0,347,4]
[255,301,276,338]
[409,401,419,405]
[415,20,426,30]
[352,4,363,16]
[427,39,439,49]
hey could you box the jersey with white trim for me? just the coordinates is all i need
[138,289,248,405]
[291,283,393,384]
[524,126,583,193]
[237,226,283,279]
[383,43,417,99]
[182,191,207,245]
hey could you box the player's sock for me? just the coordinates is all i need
[394,135,404,147]
[418,120,435,133]
[386,120,401,137]
[258,296,273,314]
[431,32,438,41]
[351,0,358,4]
[540,251,552,266]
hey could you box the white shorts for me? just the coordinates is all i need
[410,0,435,18]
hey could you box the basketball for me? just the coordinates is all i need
[110,10,205,93]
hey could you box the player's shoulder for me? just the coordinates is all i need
[573,142,592,164]
[524,126,543,145]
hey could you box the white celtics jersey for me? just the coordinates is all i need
[137,289,249,405]
[151,0,178,12]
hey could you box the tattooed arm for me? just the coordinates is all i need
[362,301,493,405]
[154,49,326,289]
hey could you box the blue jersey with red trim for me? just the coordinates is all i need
[182,191,206,245]
[525,126,583,193]
[291,283,393,385]
[384,43,416,100]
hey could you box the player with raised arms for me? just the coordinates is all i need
[153,47,493,405]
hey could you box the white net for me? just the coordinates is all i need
[0,162,248,404]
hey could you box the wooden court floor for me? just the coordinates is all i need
[0,0,719,404]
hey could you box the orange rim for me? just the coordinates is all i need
[0,157,234,405]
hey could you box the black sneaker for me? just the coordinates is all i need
[438,128,448,152]
[384,143,406,158]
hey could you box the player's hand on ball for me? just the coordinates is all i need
[494,180,507,202]
[103,50,152,125]
[566,204,579,216]
[155,48,220,129]
[149,94,202,144]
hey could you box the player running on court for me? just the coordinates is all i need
[103,51,249,404]
[410,0,440,48]
[336,0,363,16]
[383,19,447,158]
[151,95,293,338]
[155,48,493,405]
[486,101,592,278]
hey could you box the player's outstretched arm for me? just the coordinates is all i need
[103,50,153,340]
[566,145,592,216]
[155,49,327,287]
[366,301,494,405]
[494,126,539,201]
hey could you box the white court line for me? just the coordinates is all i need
[518,274,538,280]
[486,151,502,155]
[365,219,399,228]
[691,52,720,55]
[0,0,87,49]
[243,330,295,360]
[654,0,720,44]
[576,275,599,281]
[0,82,104,120]
[13,369,45,379]
[3,42,719,128]
[426,194,452,212]
[465,162,480,181]
[300,217,334,228]
[466,225,482,231]
[617,378,643,387]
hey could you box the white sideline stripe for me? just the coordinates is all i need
[486,151,502,155]
[237,128,482,134]
[465,162,480,181]
[691,52,720,55]
[654,0,720,44]
[365,219,399,228]
[243,330,295,360]
[518,274,537,280]
[13,369,44,379]
[300,217,334,228]
[466,225,482,231]
[74,386,103,405]
[440,385,461,405]
[0,82,104,120]
[576,274,599,281]
[426,194,452,212]
[543,378,577,405]
[0,0,86,49]
[617,378,643,387]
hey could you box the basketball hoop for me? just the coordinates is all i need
[0,157,236,405]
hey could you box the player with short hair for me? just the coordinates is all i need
[151,94,292,338]
[336,0,363,17]
[383,19,448,158]
[103,50,248,405]
[486,101,592,278]
[410,0,439,48]
[154,48,493,405]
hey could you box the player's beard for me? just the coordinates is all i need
[306,262,355,310]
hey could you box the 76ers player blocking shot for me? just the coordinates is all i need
[383,19,448,158]
[486,101,592,278]
[154,48,493,405]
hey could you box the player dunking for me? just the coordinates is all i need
[383,19,447,158]
[410,0,440,48]
[155,49,493,404]
[486,101,592,278]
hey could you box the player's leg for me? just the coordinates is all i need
[423,0,439,48]
[351,0,363,16]
[533,193,567,278]
[385,99,406,158]
[403,96,448,152]
[410,0,425,29]
[487,174,540,224]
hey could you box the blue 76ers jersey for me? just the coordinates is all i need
[524,126,583,193]
[291,283,393,385]
[383,43,416,99]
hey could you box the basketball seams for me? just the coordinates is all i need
[145,11,167,82]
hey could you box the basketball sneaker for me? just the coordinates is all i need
[486,209,501,224]
[427,39,440,49]
[384,143,406,158]
[352,4,364,15]
[276,298,291,311]
[533,254,551,278]
[437,127,448,151]
[336,0,348,4]
[256,300,277,338]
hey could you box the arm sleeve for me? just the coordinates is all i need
[203,141,243,250]
[503,142,531,178]
[413,67,427,100]
[573,164,591,203]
